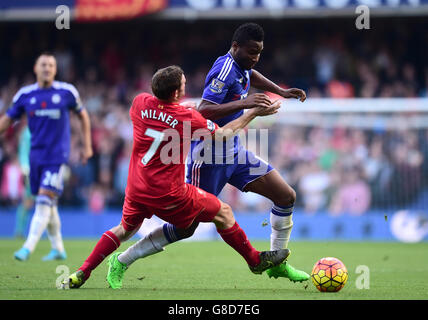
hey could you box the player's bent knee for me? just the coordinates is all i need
[274,186,296,207]
[110,223,135,242]
[288,187,297,203]
[213,201,235,229]
[38,188,58,200]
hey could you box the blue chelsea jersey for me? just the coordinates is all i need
[202,52,252,126]
[6,81,83,165]
[191,52,252,162]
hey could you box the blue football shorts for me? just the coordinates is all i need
[186,148,274,196]
[29,162,67,196]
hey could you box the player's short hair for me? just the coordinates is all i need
[151,65,184,101]
[35,51,56,64]
[232,23,264,46]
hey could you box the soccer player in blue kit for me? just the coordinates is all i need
[186,23,309,282]
[0,52,93,261]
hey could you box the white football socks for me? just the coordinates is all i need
[46,203,65,253]
[270,205,294,251]
[23,195,53,252]
[118,224,177,267]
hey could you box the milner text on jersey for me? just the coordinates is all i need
[141,109,179,128]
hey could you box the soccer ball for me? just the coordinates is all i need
[311,257,348,292]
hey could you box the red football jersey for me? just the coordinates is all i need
[125,93,218,206]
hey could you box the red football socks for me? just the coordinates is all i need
[79,231,120,280]
[217,222,261,267]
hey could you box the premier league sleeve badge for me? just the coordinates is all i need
[209,78,226,94]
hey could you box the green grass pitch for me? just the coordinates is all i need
[1,239,427,300]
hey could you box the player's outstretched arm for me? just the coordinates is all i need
[250,69,306,102]
[0,114,13,136]
[214,100,281,142]
[75,109,93,164]
[198,93,272,121]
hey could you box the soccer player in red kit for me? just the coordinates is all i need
[63,65,289,289]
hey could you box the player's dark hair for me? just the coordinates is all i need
[35,51,55,63]
[232,23,264,46]
[151,65,184,101]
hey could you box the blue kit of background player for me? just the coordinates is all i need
[0,52,92,262]
[7,81,82,196]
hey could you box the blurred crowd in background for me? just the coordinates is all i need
[0,18,427,214]
[223,123,428,215]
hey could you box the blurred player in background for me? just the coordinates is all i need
[0,52,93,261]
[186,22,309,282]
[64,65,289,289]
[14,125,33,238]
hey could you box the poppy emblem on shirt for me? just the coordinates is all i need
[207,119,215,132]
[41,101,47,108]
